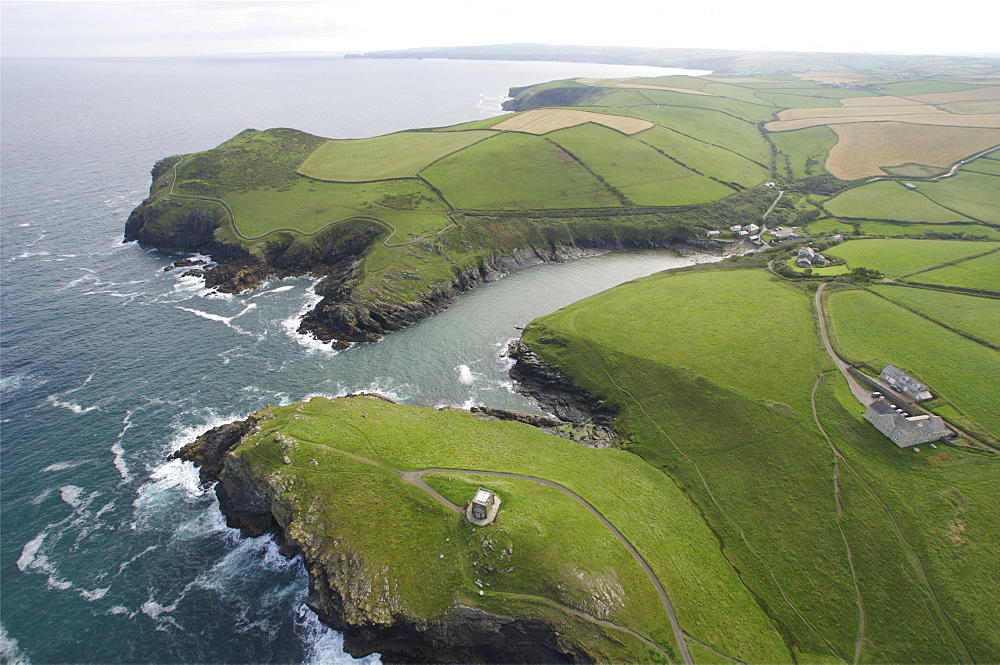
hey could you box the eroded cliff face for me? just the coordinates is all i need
[506,340,616,425]
[173,408,592,664]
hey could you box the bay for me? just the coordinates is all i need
[0,56,711,663]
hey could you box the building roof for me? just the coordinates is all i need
[472,489,494,506]
[880,364,932,399]
[869,400,898,416]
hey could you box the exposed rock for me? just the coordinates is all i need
[173,401,597,663]
[469,406,619,448]
[505,340,616,425]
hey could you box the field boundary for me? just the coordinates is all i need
[165,158,457,248]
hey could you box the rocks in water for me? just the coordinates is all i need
[505,340,616,426]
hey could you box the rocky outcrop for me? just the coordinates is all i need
[469,406,619,448]
[506,340,616,425]
[172,398,597,663]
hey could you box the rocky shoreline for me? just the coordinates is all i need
[173,393,615,663]
[127,205,729,348]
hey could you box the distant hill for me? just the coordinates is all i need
[347,43,1000,76]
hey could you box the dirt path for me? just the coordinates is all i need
[815,283,872,407]
[399,467,693,665]
[811,374,867,664]
[558,316,848,663]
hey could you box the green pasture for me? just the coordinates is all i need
[521,266,986,662]
[879,81,988,96]
[637,126,768,188]
[226,177,450,239]
[917,171,1000,224]
[434,116,511,131]
[633,88,777,123]
[914,250,1000,291]
[805,217,854,235]
[628,75,708,91]
[963,157,1000,176]
[423,473,668,640]
[856,221,1000,239]
[825,181,975,223]
[825,238,999,276]
[754,91,844,108]
[253,395,788,663]
[588,89,653,108]
[700,81,774,104]
[769,125,838,179]
[548,123,733,206]
[884,163,950,178]
[421,132,622,210]
[810,376,1000,663]
[628,105,771,165]
[869,284,1000,346]
[826,288,1000,437]
[296,130,495,181]
[174,128,326,194]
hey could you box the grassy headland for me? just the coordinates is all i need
[126,65,999,344]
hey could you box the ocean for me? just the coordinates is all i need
[0,56,710,663]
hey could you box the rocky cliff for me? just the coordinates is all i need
[173,403,596,663]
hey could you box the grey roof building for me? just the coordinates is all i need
[863,400,950,447]
[880,364,933,401]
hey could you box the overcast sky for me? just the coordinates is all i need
[2,0,997,59]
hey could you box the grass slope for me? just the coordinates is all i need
[824,181,975,223]
[547,123,732,205]
[824,239,999,277]
[869,284,1000,347]
[914,250,1000,291]
[243,395,789,663]
[297,130,495,181]
[826,288,1000,438]
[520,264,997,663]
[421,132,623,210]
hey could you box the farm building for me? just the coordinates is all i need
[903,182,917,191]
[707,230,721,238]
[729,225,743,232]
[863,400,950,447]
[467,488,501,525]
[796,246,829,268]
[745,223,760,234]
[880,364,933,401]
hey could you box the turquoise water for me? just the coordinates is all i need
[0,56,710,663]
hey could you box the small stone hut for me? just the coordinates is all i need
[467,488,500,526]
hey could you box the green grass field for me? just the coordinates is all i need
[547,123,733,205]
[869,284,1000,346]
[633,88,778,123]
[628,105,771,165]
[824,181,976,223]
[963,156,1000,176]
[240,394,788,663]
[769,125,838,178]
[226,176,451,239]
[297,130,495,181]
[520,265,996,663]
[917,171,1000,224]
[421,132,623,210]
[825,239,999,276]
[856,221,1000,239]
[805,217,855,235]
[913,250,1000,291]
[826,288,1000,437]
[637,126,768,188]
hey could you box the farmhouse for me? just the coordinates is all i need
[880,364,933,401]
[745,223,760,234]
[707,230,721,238]
[863,400,950,447]
[796,246,829,268]
[467,488,501,525]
